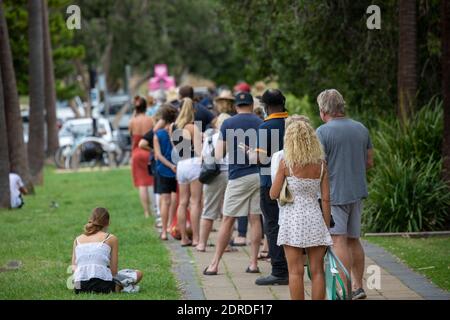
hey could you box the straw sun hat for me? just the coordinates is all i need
[214,90,235,102]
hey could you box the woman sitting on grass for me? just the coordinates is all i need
[71,207,143,294]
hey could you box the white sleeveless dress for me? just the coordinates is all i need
[277,164,333,248]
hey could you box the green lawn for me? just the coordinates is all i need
[0,167,180,299]
[365,236,450,292]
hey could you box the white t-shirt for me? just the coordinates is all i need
[270,150,284,183]
[9,173,24,208]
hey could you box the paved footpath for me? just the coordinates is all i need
[166,221,449,300]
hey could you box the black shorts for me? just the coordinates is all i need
[74,278,116,294]
[156,175,177,194]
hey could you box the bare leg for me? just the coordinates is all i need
[177,184,191,245]
[283,245,305,300]
[332,235,351,286]
[155,193,161,216]
[189,180,203,246]
[197,218,214,252]
[159,193,170,239]
[167,192,177,232]
[135,270,144,284]
[348,238,365,290]
[139,186,150,218]
[148,186,156,215]
[306,246,327,300]
[205,216,236,273]
[248,213,262,270]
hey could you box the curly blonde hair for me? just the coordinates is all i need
[283,120,324,168]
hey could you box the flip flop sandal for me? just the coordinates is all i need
[159,234,168,241]
[203,267,218,276]
[257,251,269,260]
[224,246,239,252]
[245,266,261,274]
[181,242,192,247]
[229,239,246,247]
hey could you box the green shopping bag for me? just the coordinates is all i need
[305,247,352,300]
[324,247,352,300]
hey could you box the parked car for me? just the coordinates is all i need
[54,117,125,169]
[99,94,132,151]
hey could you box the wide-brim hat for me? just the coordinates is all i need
[214,90,235,102]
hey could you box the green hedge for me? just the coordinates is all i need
[364,99,450,232]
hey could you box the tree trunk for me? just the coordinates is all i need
[0,63,11,209]
[27,0,45,185]
[42,0,59,157]
[442,0,450,184]
[0,0,33,192]
[397,0,417,123]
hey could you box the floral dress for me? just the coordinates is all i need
[277,163,333,248]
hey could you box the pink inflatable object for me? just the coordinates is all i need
[148,64,176,91]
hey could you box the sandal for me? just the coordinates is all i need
[245,266,260,274]
[160,234,168,241]
[229,239,247,247]
[203,267,218,276]
[258,250,269,260]
[181,242,192,247]
[224,246,238,252]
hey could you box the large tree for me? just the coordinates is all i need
[42,0,58,157]
[443,0,450,184]
[0,0,33,191]
[0,63,11,209]
[27,0,45,185]
[398,0,418,122]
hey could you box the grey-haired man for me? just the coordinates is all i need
[316,89,374,300]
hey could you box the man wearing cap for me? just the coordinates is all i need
[203,92,263,276]
[248,89,290,285]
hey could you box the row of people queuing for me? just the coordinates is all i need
[123,85,373,300]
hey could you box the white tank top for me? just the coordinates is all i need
[73,234,113,282]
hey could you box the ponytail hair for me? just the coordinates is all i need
[175,98,195,129]
[84,207,110,236]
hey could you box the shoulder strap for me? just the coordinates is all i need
[75,237,80,246]
[102,233,111,243]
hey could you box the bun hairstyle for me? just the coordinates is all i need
[84,207,110,236]
[134,96,147,114]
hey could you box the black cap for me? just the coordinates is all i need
[261,89,286,107]
[234,92,253,106]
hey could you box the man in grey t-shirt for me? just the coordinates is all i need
[316,89,374,300]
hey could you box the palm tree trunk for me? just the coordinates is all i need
[0,0,33,192]
[0,63,11,209]
[27,0,45,185]
[42,0,59,158]
[397,0,417,123]
[442,0,450,184]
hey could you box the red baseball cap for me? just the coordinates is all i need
[233,82,251,93]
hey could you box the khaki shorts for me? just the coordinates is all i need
[202,171,228,220]
[223,173,262,217]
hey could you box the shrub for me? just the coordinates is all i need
[285,94,321,128]
[364,99,450,232]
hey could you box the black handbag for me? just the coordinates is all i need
[199,136,221,184]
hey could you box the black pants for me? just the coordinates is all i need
[260,187,288,278]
